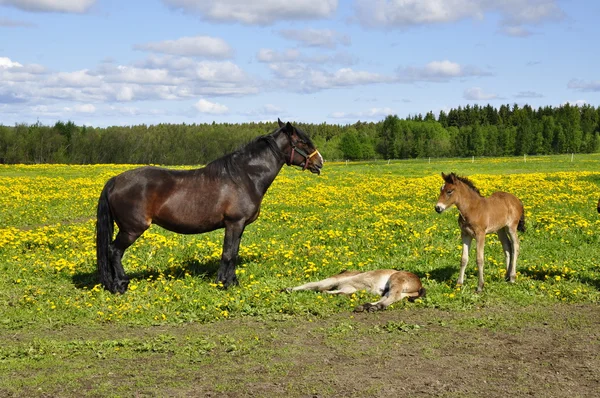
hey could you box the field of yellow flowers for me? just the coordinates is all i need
[1,155,599,329]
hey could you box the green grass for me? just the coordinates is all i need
[1,154,599,330]
[1,151,600,396]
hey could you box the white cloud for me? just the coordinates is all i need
[397,60,491,82]
[263,104,282,113]
[162,0,338,25]
[257,49,301,63]
[134,36,233,59]
[0,56,259,107]
[0,57,23,68]
[355,0,564,34]
[194,98,228,114]
[257,48,356,66]
[278,28,350,49]
[116,86,134,101]
[72,104,96,113]
[464,87,500,100]
[330,107,395,120]
[308,68,393,91]
[515,90,543,98]
[568,79,600,92]
[0,0,96,13]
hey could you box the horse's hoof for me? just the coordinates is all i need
[353,305,365,313]
[116,280,129,294]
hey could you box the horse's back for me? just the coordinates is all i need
[485,191,524,231]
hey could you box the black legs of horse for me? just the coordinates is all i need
[216,221,246,287]
[96,179,143,294]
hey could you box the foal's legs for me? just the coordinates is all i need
[289,277,344,292]
[475,232,486,293]
[355,273,417,312]
[457,232,473,286]
[506,226,520,283]
[497,228,514,282]
[217,220,245,288]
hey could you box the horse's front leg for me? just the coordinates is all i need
[475,233,486,293]
[216,221,245,288]
[457,233,472,286]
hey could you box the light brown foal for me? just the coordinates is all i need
[435,172,525,292]
[287,269,425,312]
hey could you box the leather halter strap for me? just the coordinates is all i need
[287,142,319,170]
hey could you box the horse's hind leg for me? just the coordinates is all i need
[506,226,520,283]
[355,274,415,312]
[475,233,486,293]
[457,232,473,286]
[110,230,142,293]
[498,228,514,282]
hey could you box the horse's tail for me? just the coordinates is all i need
[408,287,426,302]
[518,203,526,233]
[96,178,115,290]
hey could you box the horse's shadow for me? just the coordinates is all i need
[72,256,255,290]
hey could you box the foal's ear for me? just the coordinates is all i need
[441,172,447,180]
[278,118,284,128]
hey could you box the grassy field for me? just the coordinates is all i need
[1,154,600,396]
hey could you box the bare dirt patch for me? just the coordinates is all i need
[1,303,598,397]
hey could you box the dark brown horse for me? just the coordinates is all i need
[96,119,323,294]
[435,172,525,292]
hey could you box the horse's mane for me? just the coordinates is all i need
[202,128,286,181]
[445,172,482,196]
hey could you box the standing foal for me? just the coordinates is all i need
[435,172,525,292]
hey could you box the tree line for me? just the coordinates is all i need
[1,103,598,164]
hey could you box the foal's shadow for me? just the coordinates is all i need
[414,265,456,283]
[72,256,254,290]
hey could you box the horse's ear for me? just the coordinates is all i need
[441,172,447,180]
[278,118,284,128]
[285,121,294,134]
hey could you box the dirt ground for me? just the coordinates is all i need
[189,303,600,398]
[1,303,599,397]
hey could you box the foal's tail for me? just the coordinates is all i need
[408,287,426,303]
[96,178,115,290]
[518,203,526,233]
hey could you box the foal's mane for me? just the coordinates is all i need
[446,172,482,197]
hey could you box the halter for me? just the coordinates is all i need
[286,139,319,170]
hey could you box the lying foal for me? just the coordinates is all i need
[286,269,425,312]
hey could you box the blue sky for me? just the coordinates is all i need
[0,0,598,127]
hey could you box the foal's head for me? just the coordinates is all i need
[277,118,323,175]
[435,172,481,213]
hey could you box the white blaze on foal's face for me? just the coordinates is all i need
[435,182,456,213]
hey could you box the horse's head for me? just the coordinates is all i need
[435,172,460,213]
[278,118,323,175]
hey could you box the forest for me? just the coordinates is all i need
[0,103,599,164]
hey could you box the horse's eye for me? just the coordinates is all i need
[447,190,454,195]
